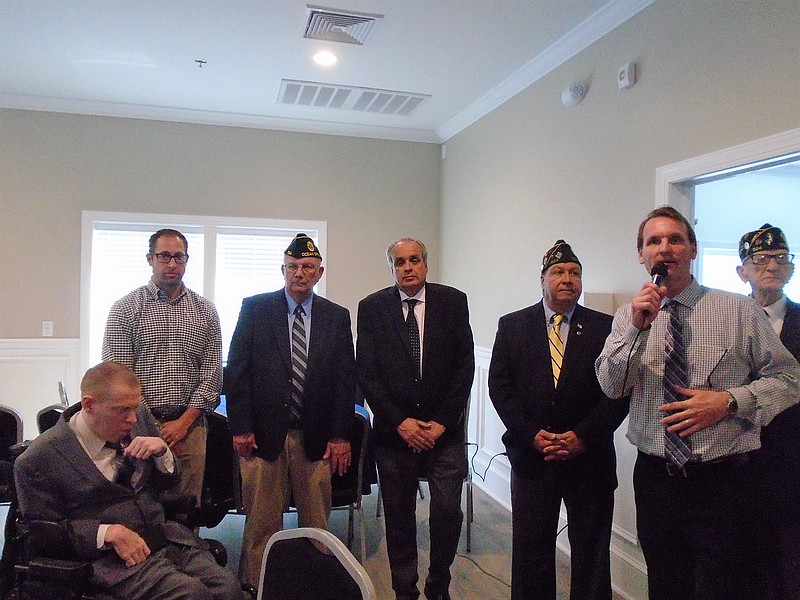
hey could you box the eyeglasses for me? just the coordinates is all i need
[152,252,189,265]
[284,264,318,274]
[748,253,794,266]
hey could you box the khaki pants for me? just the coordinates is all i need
[238,429,332,589]
[164,417,207,506]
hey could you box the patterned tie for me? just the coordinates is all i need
[663,301,693,467]
[405,299,421,378]
[549,314,565,387]
[105,441,134,488]
[290,304,308,425]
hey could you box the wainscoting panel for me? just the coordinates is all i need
[0,339,81,441]
[469,344,647,599]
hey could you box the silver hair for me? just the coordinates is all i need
[386,237,428,266]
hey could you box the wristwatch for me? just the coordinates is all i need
[725,392,738,415]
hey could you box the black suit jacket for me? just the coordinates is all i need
[225,289,356,462]
[357,283,475,450]
[761,297,800,492]
[488,302,628,485]
[13,404,201,588]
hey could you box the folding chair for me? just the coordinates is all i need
[258,527,376,600]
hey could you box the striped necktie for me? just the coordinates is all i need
[290,304,307,425]
[549,314,565,387]
[663,301,693,467]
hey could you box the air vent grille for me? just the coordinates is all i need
[279,79,428,116]
[304,6,383,45]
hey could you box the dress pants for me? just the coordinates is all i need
[510,467,613,600]
[109,541,242,600]
[757,405,800,600]
[375,440,467,600]
[633,451,774,600]
[238,429,332,589]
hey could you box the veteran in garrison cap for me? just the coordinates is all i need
[225,232,356,592]
[489,239,626,600]
[737,222,800,599]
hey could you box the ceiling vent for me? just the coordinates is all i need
[278,79,429,116]
[304,5,383,45]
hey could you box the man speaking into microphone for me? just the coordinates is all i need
[595,205,800,600]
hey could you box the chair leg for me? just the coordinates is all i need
[358,504,366,563]
[347,505,355,549]
[375,483,383,518]
[466,478,473,552]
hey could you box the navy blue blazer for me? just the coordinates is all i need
[488,301,628,485]
[225,289,356,462]
[357,283,475,450]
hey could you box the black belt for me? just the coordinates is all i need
[638,450,754,478]
[150,406,187,422]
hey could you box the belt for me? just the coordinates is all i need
[150,406,187,422]
[637,450,754,478]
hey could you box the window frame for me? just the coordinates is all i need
[80,210,327,370]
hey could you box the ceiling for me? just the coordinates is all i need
[0,0,654,143]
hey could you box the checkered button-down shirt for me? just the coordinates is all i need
[102,281,223,416]
[595,279,800,461]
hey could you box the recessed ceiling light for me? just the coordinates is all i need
[313,50,338,67]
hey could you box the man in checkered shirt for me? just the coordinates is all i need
[596,206,800,600]
[102,228,223,506]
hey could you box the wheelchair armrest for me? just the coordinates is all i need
[22,519,76,561]
[27,557,93,583]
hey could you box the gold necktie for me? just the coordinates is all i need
[549,314,565,387]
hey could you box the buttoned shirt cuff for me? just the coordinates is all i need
[155,449,175,473]
[98,524,110,549]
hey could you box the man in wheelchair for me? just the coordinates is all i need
[13,361,242,600]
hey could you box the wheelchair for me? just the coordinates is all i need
[1,411,244,600]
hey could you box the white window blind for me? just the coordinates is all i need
[82,212,325,367]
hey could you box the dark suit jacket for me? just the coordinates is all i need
[225,289,356,461]
[761,297,800,493]
[13,404,201,588]
[488,302,628,485]
[357,283,474,450]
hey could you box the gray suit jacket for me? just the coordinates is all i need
[13,404,202,588]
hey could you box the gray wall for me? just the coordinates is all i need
[440,0,800,345]
[0,110,440,338]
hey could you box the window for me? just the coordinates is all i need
[81,212,327,368]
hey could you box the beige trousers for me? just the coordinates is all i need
[238,429,332,589]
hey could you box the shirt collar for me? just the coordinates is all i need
[285,290,314,317]
[543,301,576,324]
[70,409,108,459]
[398,285,426,304]
[146,280,186,302]
[665,277,703,310]
[764,294,788,321]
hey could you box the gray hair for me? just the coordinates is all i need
[386,238,428,266]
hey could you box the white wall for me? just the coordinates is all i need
[440,1,800,597]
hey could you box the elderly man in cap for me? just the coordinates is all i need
[489,240,627,600]
[737,223,800,599]
[225,233,356,591]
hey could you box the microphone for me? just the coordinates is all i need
[650,262,668,286]
[643,263,669,318]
